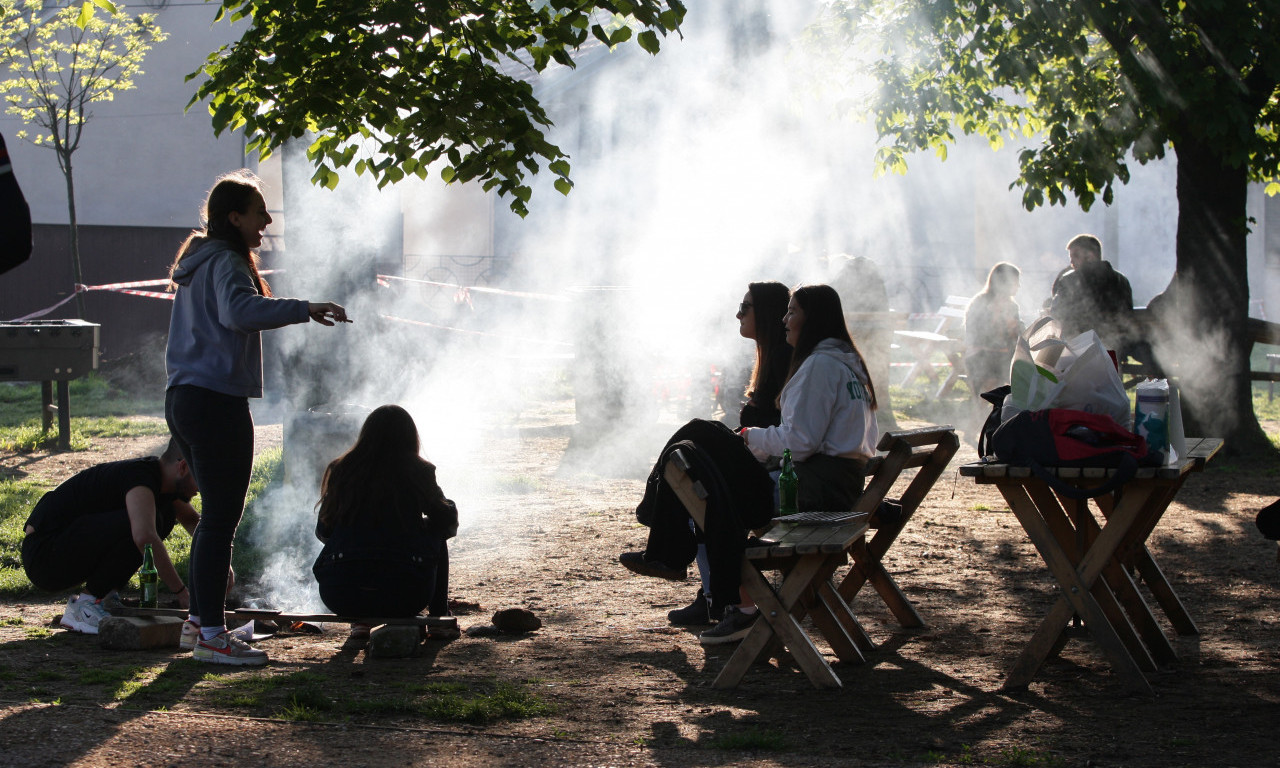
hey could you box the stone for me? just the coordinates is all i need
[492,608,541,633]
[365,624,420,658]
[98,616,184,650]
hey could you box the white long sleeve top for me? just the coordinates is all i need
[743,339,878,463]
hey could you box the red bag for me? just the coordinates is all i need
[989,409,1152,499]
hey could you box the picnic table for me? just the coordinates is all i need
[958,437,1223,693]
[893,296,970,401]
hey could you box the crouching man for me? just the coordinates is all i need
[22,439,201,634]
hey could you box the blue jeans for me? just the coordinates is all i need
[166,385,254,630]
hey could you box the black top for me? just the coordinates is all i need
[24,457,179,537]
[1050,260,1134,351]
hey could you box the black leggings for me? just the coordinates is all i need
[22,510,141,598]
[166,384,254,630]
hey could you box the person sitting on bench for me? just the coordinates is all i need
[623,284,879,645]
[22,439,201,635]
[312,404,458,648]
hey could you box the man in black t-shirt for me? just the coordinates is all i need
[22,440,201,634]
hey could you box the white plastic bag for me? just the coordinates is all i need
[1007,318,1130,429]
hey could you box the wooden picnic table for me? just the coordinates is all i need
[958,437,1223,693]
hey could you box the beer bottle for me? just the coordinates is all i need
[778,448,799,516]
[139,544,159,609]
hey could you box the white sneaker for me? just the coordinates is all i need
[60,595,111,635]
[179,620,200,650]
[193,630,268,666]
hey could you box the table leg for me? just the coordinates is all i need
[56,380,70,451]
[1133,544,1198,636]
[1001,482,1152,692]
[41,381,53,434]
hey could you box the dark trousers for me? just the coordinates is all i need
[22,510,141,598]
[318,540,450,617]
[166,385,255,630]
[645,454,865,611]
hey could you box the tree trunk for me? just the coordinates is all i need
[63,153,85,319]
[1155,139,1270,453]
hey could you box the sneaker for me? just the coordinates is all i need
[343,623,372,650]
[699,605,758,646]
[193,630,269,666]
[668,589,712,625]
[99,592,127,616]
[179,620,200,650]
[619,551,686,581]
[60,595,111,635]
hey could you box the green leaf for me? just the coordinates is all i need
[637,30,659,55]
[75,2,94,30]
[554,177,573,195]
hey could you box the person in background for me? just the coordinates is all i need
[22,439,200,635]
[0,131,33,275]
[165,169,349,666]
[1049,233,1134,356]
[312,404,458,649]
[830,254,898,431]
[964,262,1023,395]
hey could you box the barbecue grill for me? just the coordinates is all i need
[0,319,101,450]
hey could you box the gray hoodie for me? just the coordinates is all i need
[166,238,309,398]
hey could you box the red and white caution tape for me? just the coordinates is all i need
[377,274,570,303]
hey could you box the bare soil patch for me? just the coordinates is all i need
[1,404,1278,767]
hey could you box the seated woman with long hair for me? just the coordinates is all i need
[736,281,792,429]
[312,405,457,646]
[624,284,878,645]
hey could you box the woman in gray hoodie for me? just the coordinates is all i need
[165,169,347,666]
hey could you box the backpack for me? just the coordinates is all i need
[988,408,1153,499]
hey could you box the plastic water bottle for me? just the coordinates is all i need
[779,449,799,516]
[139,544,158,609]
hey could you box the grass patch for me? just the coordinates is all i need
[0,616,24,626]
[705,729,790,751]
[414,681,551,723]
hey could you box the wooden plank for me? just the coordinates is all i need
[121,607,458,628]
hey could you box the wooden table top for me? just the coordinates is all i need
[959,437,1223,482]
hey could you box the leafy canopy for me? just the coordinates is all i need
[0,0,165,166]
[818,1,1280,211]
[187,0,686,216]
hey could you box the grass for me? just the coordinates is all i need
[705,729,790,751]
[194,671,550,724]
[0,373,166,452]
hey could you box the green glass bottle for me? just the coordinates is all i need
[139,543,158,609]
[778,448,799,516]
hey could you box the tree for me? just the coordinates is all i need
[188,0,686,218]
[818,0,1280,450]
[0,0,165,318]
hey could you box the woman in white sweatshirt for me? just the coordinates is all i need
[703,283,880,645]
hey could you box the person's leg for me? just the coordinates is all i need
[428,540,450,616]
[167,385,254,635]
[22,511,140,597]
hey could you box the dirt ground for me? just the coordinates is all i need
[1,401,1279,768]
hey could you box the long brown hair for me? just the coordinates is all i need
[168,169,272,297]
[786,284,878,410]
[317,405,449,529]
[745,281,792,406]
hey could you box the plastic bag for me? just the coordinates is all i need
[1007,318,1130,429]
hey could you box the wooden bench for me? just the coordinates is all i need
[663,425,959,688]
[894,296,970,400]
[123,606,458,633]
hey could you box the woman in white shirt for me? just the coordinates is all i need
[704,283,880,645]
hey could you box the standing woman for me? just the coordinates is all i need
[166,169,348,666]
[735,281,792,429]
